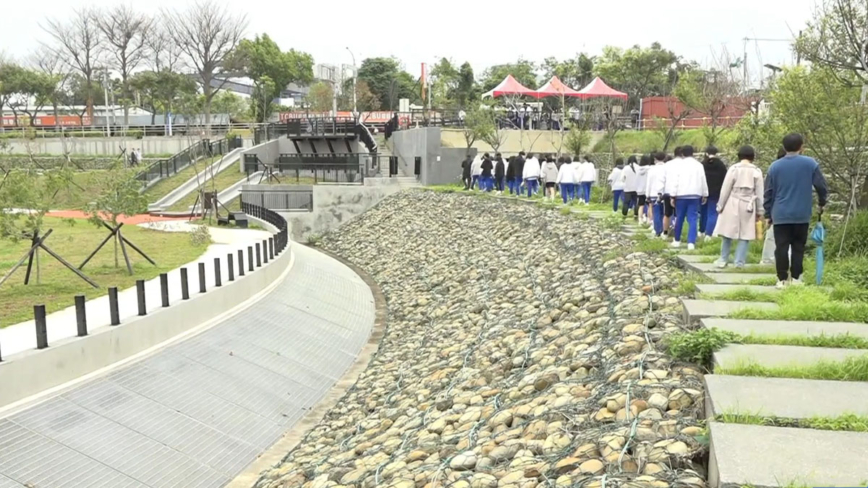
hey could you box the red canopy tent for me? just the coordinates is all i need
[481,75,536,98]
[577,77,628,100]
[531,76,583,98]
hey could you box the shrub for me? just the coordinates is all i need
[189,225,211,246]
[666,328,738,366]
[827,210,868,258]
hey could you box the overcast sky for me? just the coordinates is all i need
[2,0,815,81]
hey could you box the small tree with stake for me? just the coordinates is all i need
[81,167,154,275]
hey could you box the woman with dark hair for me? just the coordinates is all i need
[494,153,506,194]
[635,154,651,223]
[578,155,597,204]
[480,153,494,192]
[621,155,639,217]
[607,158,625,212]
[714,145,764,268]
[541,155,559,201]
[700,145,729,239]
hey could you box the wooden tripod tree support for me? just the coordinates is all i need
[79,221,157,276]
[0,228,99,289]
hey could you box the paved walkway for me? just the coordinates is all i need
[0,223,273,357]
[0,243,375,488]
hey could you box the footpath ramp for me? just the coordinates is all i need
[0,244,375,488]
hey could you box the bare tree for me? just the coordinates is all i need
[677,49,741,147]
[31,47,71,131]
[95,5,151,126]
[145,21,183,72]
[164,1,247,135]
[41,8,102,123]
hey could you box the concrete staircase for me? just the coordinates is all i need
[654,229,868,488]
[148,148,244,214]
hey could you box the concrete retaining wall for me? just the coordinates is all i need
[2,136,246,156]
[390,128,477,186]
[0,243,292,409]
[281,185,404,241]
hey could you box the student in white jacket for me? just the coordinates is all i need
[569,157,583,202]
[470,155,483,190]
[621,156,640,217]
[645,152,667,237]
[671,145,709,249]
[607,159,625,212]
[635,155,651,224]
[662,147,684,234]
[578,156,597,204]
[522,153,541,197]
[557,156,577,204]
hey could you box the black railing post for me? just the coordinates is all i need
[34,305,48,349]
[227,253,235,281]
[238,249,245,276]
[109,287,120,325]
[181,268,190,300]
[268,238,274,260]
[198,262,206,293]
[262,239,269,264]
[214,258,222,287]
[256,243,262,267]
[75,295,87,337]
[248,246,254,271]
[160,273,170,307]
[136,280,146,316]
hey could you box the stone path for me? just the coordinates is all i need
[627,218,868,488]
[0,244,376,488]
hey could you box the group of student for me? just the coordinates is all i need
[459,133,828,288]
[608,135,827,288]
[461,152,599,203]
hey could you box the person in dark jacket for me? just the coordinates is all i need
[699,145,729,238]
[508,152,526,195]
[480,153,494,192]
[461,154,473,190]
[494,153,506,193]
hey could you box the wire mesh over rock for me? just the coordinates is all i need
[255,191,706,488]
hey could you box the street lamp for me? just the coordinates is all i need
[346,47,357,116]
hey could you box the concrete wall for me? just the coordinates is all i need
[282,184,405,241]
[439,128,605,155]
[390,127,479,185]
[0,244,292,409]
[1,136,243,156]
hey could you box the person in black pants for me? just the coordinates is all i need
[764,133,828,288]
[494,153,506,193]
[461,154,473,190]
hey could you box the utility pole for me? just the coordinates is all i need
[102,69,110,137]
[346,47,357,117]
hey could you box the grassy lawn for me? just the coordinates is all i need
[0,217,210,327]
[725,286,868,323]
[717,355,868,382]
[167,165,249,211]
[592,128,737,154]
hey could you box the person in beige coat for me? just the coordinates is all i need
[714,145,764,268]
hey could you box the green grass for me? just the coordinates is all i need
[141,155,223,204]
[0,217,210,327]
[667,328,739,365]
[593,128,737,154]
[748,276,778,286]
[729,286,868,323]
[701,287,779,303]
[718,356,868,382]
[672,272,714,296]
[168,165,250,212]
[740,333,868,350]
[718,412,868,432]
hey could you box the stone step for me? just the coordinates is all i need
[707,273,775,284]
[714,344,868,370]
[694,284,780,296]
[701,318,868,339]
[679,259,774,275]
[704,375,868,419]
[708,422,868,488]
[676,254,709,263]
[681,299,777,324]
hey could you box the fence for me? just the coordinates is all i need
[285,117,356,138]
[0,206,288,363]
[135,136,239,189]
[241,186,313,211]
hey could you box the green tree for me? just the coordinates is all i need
[429,58,459,108]
[795,0,868,85]
[461,106,494,155]
[355,57,419,110]
[338,79,380,112]
[2,67,59,126]
[480,60,538,92]
[228,34,313,122]
[306,81,335,112]
[453,62,478,109]
[594,43,679,109]
[131,70,198,124]
[211,91,249,122]
[542,54,595,89]
[675,67,740,146]
[565,116,593,156]
[83,167,148,269]
[769,66,868,212]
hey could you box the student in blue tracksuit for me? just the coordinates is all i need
[671,146,709,249]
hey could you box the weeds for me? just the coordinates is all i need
[666,328,739,366]
[718,356,868,382]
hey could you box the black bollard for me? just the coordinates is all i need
[75,295,87,337]
[248,246,254,272]
[136,280,146,316]
[34,305,48,349]
[255,243,261,267]
[214,258,222,287]
[262,240,269,264]
[227,253,235,281]
[160,273,170,307]
[268,238,274,260]
[181,268,190,300]
[238,249,245,277]
[198,262,206,293]
[109,287,120,325]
